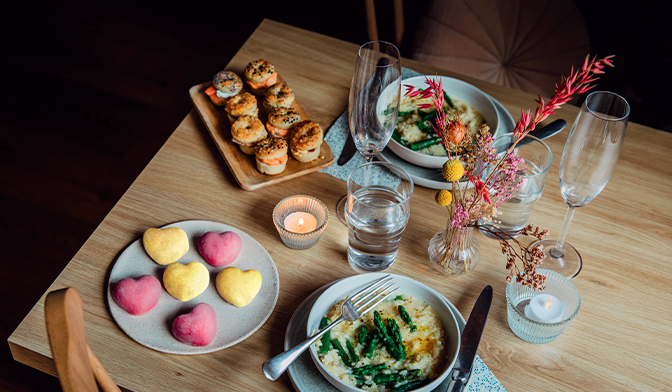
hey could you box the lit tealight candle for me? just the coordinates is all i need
[525,294,567,324]
[283,212,318,234]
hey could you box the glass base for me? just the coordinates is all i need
[530,239,582,279]
[336,195,347,225]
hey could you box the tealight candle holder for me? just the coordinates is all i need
[273,195,329,250]
[506,269,581,344]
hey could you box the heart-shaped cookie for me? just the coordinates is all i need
[163,261,209,301]
[172,303,218,346]
[143,227,189,265]
[215,267,262,307]
[198,231,242,267]
[112,275,161,315]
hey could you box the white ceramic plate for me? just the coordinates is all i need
[378,93,515,190]
[388,76,501,169]
[107,220,279,354]
[284,277,472,391]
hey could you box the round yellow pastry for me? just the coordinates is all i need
[163,261,210,302]
[142,227,189,265]
[215,267,262,307]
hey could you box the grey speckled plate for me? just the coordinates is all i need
[284,280,472,392]
[378,94,516,190]
[107,220,279,355]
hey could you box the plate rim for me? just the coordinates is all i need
[107,219,279,355]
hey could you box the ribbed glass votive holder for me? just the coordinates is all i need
[506,269,581,344]
[273,195,329,250]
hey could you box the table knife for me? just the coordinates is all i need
[445,285,493,392]
[514,118,566,148]
[337,133,358,165]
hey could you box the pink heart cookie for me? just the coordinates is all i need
[198,231,242,267]
[112,275,161,316]
[172,303,218,346]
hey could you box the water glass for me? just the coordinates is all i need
[345,162,413,271]
[482,133,553,238]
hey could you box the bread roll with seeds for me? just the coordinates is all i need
[290,120,323,163]
[255,137,289,175]
[263,82,294,113]
[231,115,267,155]
[225,92,259,124]
[244,59,277,95]
[267,107,301,139]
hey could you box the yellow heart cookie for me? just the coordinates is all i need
[143,227,189,265]
[163,261,209,301]
[216,267,262,307]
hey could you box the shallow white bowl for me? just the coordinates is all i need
[388,75,501,169]
[307,273,461,392]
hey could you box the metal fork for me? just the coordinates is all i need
[262,274,398,381]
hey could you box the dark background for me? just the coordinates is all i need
[1,1,669,390]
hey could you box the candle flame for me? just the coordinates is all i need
[544,297,553,310]
[298,218,304,227]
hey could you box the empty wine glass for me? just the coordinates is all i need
[336,41,402,224]
[531,91,629,278]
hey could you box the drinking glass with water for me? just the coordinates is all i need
[345,162,413,271]
[481,133,553,238]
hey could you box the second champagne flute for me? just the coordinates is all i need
[336,41,402,224]
[532,91,629,278]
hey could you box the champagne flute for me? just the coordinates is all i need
[531,91,629,278]
[336,41,402,224]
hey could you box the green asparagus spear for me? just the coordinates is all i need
[391,129,406,146]
[346,339,359,363]
[400,369,423,380]
[373,311,404,360]
[358,325,369,345]
[394,295,404,300]
[364,335,379,358]
[443,91,455,108]
[319,317,331,353]
[398,305,413,326]
[392,378,429,392]
[331,339,352,367]
[408,137,441,151]
[387,318,406,360]
[410,325,418,332]
[398,110,415,116]
[373,373,398,384]
[351,363,387,375]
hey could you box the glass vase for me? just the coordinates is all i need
[428,224,480,275]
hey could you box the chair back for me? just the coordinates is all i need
[45,287,120,392]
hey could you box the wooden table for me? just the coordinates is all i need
[9,19,672,391]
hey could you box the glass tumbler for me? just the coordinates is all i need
[345,161,413,271]
[481,133,553,238]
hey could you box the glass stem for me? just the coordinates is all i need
[551,206,576,258]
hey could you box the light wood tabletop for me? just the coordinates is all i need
[9,19,672,392]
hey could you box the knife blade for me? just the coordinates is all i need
[445,285,493,392]
[338,56,391,166]
[512,118,567,148]
[337,133,357,165]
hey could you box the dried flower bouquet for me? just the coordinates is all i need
[410,55,615,289]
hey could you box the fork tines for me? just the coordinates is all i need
[351,275,399,314]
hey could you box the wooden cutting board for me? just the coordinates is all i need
[189,73,334,191]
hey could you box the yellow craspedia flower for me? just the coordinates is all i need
[435,189,452,206]
[442,159,465,182]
